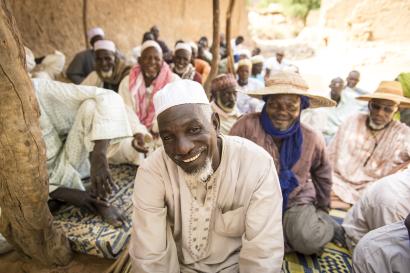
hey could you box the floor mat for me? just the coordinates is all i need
[53,164,137,259]
[283,209,352,273]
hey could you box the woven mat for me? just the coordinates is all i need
[53,164,137,259]
[283,209,352,273]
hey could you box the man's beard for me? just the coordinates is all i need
[174,65,188,74]
[100,69,113,79]
[181,157,214,184]
[368,117,388,130]
[216,95,235,113]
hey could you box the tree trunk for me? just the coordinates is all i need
[225,0,235,75]
[0,0,72,266]
[83,0,89,49]
[203,0,220,96]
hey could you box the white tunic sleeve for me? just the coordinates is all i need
[239,158,284,273]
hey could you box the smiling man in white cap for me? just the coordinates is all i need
[119,40,179,138]
[66,27,104,84]
[328,81,410,209]
[129,80,284,273]
[171,42,202,83]
[82,40,131,92]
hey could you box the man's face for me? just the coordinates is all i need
[252,63,263,75]
[173,49,191,73]
[216,87,237,112]
[95,50,115,78]
[158,104,219,174]
[90,35,103,47]
[329,78,344,102]
[368,99,398,128]
[265,94,301,131]
[276,52,284,63]
[151,27,159,40]
[138,47,163,81]
[346,71,360,88]
[237,65,250,82]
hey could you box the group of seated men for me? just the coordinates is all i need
[14,25,410,272]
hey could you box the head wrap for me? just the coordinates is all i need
[251,55,264,64]
[260,95,310,212]
[141,40,163,57]
[211,74,237,93]
[87,27,104,41]
[154,80,209,117]
[94,40,116,53]
[236,59,252,71]
[175,42,192,55]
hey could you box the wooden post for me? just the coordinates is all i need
[0,0,72,266]
[83,0,89,49]
[225,0,236,75]
[203,0,220,96]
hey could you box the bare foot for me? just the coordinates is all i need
[95,204,126,227]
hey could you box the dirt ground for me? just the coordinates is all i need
[0,250,113,273]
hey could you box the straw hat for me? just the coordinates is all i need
[245,71,336,108]
[356,81,410,108]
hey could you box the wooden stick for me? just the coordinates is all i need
[225,0,236,75]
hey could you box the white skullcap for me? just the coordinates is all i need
[141,40,162,56]
[251,54,264,64]
[154,80,209,117]
[94,40,116,53]
[87,27,104,41]
[175,42,192,54]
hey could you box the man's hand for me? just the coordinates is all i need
[90,140,114,198]
[49,187,109,213]
[132,133,149,154]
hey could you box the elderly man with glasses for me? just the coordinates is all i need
[328,81,410,209]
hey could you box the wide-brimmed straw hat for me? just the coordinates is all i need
[356,81,410,108]
[244,71,336,108]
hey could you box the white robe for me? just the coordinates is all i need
[130,136,284,273]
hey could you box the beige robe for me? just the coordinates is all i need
[129,136,284,273]
[211,102,241,135]
[328,113,410,204]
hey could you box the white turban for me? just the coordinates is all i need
[154,80,209,117]
[87,27,105,41]
[251,54,264,64]
[141,40,162,56]
[175,42,192,55]
[94,40,116,53]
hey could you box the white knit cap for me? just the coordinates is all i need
[251,54,264,64]
[141,40,162,56]
[94,40,116,53]
[175,42,192,54]
[87,27,104,41]
[154,80,210,117]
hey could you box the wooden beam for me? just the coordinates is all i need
[0,0,72,266]
[225,0,236,75]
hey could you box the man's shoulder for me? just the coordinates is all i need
[301,123,326,147]
[224,135,272,163]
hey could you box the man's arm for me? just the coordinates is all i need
[129,161,180,273]
[239,158,284,273]
[311,137,333,210]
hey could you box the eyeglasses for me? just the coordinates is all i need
[369,101,397,114]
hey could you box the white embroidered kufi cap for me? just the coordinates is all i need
[154,80,210,117]
[175,42,192,54]
[94,40,116,53]
[141,40,163,56]
[87,27,105,41]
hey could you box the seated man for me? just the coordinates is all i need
[33,79,150,226]
[130,80,284,272]
[66,27,104,84]
[230,72,343,255]
[119,40,179,135]
[250,54,265,84]
[342,169,410,251]
[171,42,202,83]
[210,74,241,135]
[352,214,410,273]
[191,42,211,84]
[236,59,264,114]
[329,81,410,209]
[82,40,131,93]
